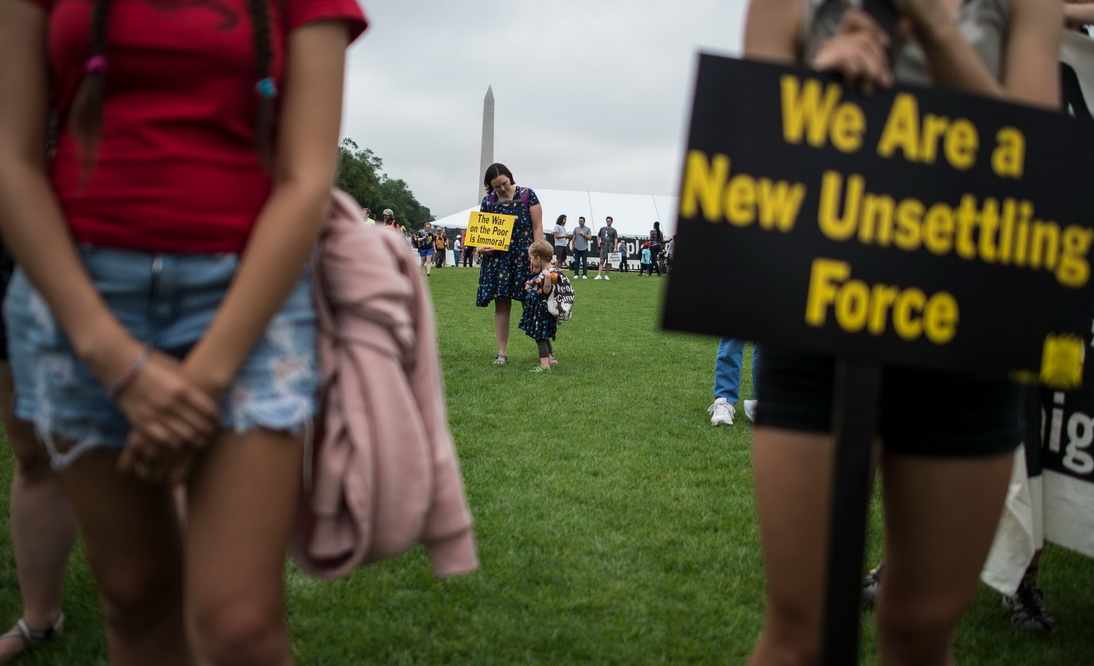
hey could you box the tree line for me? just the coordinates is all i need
[337,138,433,227]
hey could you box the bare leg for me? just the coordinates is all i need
[494,297,511,358]
[876,451,1013,666]
[59,448,190,666]
[185,429,302,666]
[0,362,78,662]
[748,427,837,665]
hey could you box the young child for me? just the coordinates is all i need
[519,240,561,372]
[640,242,652,276]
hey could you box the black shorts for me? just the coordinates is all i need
[754,347,1023,457]
[554,245,569,262]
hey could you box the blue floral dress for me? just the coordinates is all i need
[475,186,539,307]
[519,269,560,342]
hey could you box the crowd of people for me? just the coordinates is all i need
[0,0,1090,664]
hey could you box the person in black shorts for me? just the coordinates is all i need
[744,1,1059,664]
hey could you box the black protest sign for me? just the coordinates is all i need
[663,55,1094,388]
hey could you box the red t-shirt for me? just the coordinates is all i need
[28,0,367,253]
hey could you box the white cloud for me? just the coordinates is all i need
[342,0,749,220]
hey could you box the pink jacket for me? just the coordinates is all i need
[291,190,479,579]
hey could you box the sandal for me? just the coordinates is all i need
[492,355,508,365]
[549,356,558,365]
[0,614,64,661]
[529,365,553,373]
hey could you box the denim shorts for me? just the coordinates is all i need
[3,247,318,467]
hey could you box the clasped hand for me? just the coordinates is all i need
[114,350,221,484]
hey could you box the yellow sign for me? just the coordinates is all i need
[465,211,516,251]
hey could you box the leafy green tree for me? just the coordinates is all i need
[337,138,433,228]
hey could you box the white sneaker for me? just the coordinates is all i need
[582,275,588,279]
[743,399,757,423]
[604,275,611,280]
[594,275,602,280]
[708,398,734,426]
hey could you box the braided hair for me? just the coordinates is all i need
[68,0,111,179]
[69,0,276,178]
[248,0,276,169]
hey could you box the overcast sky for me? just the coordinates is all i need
[341,1,750,221]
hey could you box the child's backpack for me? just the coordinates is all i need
[547,271,575,323]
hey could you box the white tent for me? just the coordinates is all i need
[432,189,678,267]
[433,188,678,238]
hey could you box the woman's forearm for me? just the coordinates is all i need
[907,8,1008,98]
[182,21,347,397]
[1065,4,1094,26]
[0,166,141,385]
[181,181,329,396]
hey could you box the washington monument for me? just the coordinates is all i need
[478,86,494,203]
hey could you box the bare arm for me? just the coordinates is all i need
[743,0,802,63]
[900,0,1061,108]
[1065,2,1094,27]
[530,203,543,243]
[0,2,142,383]
[0,1,219,451]
[181,21,349,396]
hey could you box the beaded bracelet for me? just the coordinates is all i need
[109,345,151,400]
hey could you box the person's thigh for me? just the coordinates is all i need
[184,429,302,654]
[58,448,187,662]
[876,451,1014,660]
[750,427,836,656]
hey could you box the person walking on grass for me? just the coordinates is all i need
[476,163,543,365]
[640,243,652,276]
[520,241,561,372]
[417,222,436,277]
[647,221,664,277]
[434,229,447,269]
[708,339,760,427]
[552,214,571,270]
[572,216,592,279]
[594,216,618,280]
[0,3,366,665]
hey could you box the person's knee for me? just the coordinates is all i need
[98,567,183,637]
[876,600,958,660]
[761,597,822,660]
[190,597,286,664]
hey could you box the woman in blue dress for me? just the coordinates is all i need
[476,163,543,365]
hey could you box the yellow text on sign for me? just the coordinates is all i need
[804,258,960,345]
[465,211,517,251]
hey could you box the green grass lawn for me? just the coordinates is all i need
[2,265,1092,664]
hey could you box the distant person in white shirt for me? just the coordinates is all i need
[552,215,571,270]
